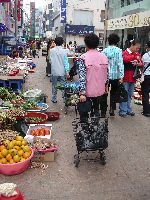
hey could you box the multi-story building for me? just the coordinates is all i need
[106,0,150,50]
[30,2,35,39]
[52,0,105,46]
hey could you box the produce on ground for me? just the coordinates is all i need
[0,111,17,130]
[0,130,19,145]
[25,117,45,123]
[0,88,10,97]
[0,135,31,164]
[32,138,56,150]
[31,128,50,136]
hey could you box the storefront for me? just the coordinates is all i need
[106,10,150,52]
[0,4,6,35]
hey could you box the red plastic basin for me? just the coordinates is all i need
[0,149,34,175]
[46,112,60,121]
[24,112,48,124]
[1,189,24,200]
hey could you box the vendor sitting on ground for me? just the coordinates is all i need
[10,48,19,59]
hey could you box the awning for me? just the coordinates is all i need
[0,23,7,32]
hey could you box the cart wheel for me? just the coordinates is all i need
[74,154,80,168]
[100,151,106,165]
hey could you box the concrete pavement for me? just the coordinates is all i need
[0,54,150,200]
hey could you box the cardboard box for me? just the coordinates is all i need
[32,151,57,162]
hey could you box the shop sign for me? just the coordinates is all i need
[60,0,66,23]
[0,4,5,24]
[107,10,150,30]
[65,24,94,35]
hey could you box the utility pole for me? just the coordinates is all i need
[103,0,108,48]
[15,0,18,38]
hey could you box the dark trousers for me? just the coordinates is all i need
[46,61,51,75]
[100,79,119,113]
[79,97,100,122]
[141,77,150,115]
[32,50,36,58]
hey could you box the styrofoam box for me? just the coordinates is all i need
[26,124,52,140]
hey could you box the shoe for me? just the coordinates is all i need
[51,100,57,103]
[127,112,135,116]
[141,112,150,117]
[48,74,51,77]
[119,113,128,118]
[109,110,115,117]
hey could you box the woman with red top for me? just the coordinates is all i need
[119,39,143,117]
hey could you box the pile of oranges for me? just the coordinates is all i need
[0,136,32,164]
[31,128,50,136]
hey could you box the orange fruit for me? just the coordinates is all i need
[22,140,27,146]
[1,149,8,157]
[16,136,24,141]
[7,142,14,150]
[9,149,17,156]
[13,155,20,163]
[1,158,7,164]
[18,150,24,157]
[22,146,30,153]
[14,146,20,151]
[20,157,26,162]
[0,145,6,152]
[0,152,3,159]
[9,159,14,164]
[16,141,22,146]
[23,152,30,159]
[6,154,12,162]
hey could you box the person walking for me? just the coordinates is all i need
[102,33,124,116]
[141,41,150,117]
[46,40,55,77]
[50,37,70,103]
[119,39,143,117]
[31,41,36,58]
[78,33,108,122]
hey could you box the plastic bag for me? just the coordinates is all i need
[0,183,17,197]
[23,89,42,98]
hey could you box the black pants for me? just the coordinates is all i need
[32,50,36,58]
[79,97,100,122]
[141,77,150,115]
[100,79,119,113]
[46,61,51,75]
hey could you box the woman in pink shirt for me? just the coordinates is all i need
[78,33,108,122]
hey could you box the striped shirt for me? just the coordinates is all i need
[102,46,124,80]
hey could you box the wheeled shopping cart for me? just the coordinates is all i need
[72,117,109,168]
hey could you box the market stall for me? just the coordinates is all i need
[0,88,59,176]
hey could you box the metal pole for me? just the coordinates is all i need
[15,0,18,38]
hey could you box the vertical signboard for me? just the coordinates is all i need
[60,0,66,23]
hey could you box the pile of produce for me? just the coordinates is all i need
[32,138,56,150]
[0,88,10,98]
[0,130,19,145]
[25,117,45,124]
[0,111,16,130]
[31,128,50,136]
[66,94,79,106]
[0,135,31,164]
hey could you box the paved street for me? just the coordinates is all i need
[0,54,150,200]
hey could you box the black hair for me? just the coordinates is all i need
[108,33,120,45]
[55,37,64,46]
[130,38,141,46]
[146,41,150,48]
[84,33,99,49]
[69,41,72,45]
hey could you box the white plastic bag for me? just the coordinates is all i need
[0,183,17,197]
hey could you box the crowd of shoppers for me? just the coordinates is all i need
[43,33,150,119]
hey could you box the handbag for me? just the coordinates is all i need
[77,100,92,113]
[115,83,128,103]
[133,66,142,80]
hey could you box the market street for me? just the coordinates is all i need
[0,54,150,200]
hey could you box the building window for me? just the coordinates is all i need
[100,10,105,22]
[121,0,124,7]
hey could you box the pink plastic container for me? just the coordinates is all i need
[0,149,34,176]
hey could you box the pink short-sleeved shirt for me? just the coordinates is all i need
[81,49,108,97]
